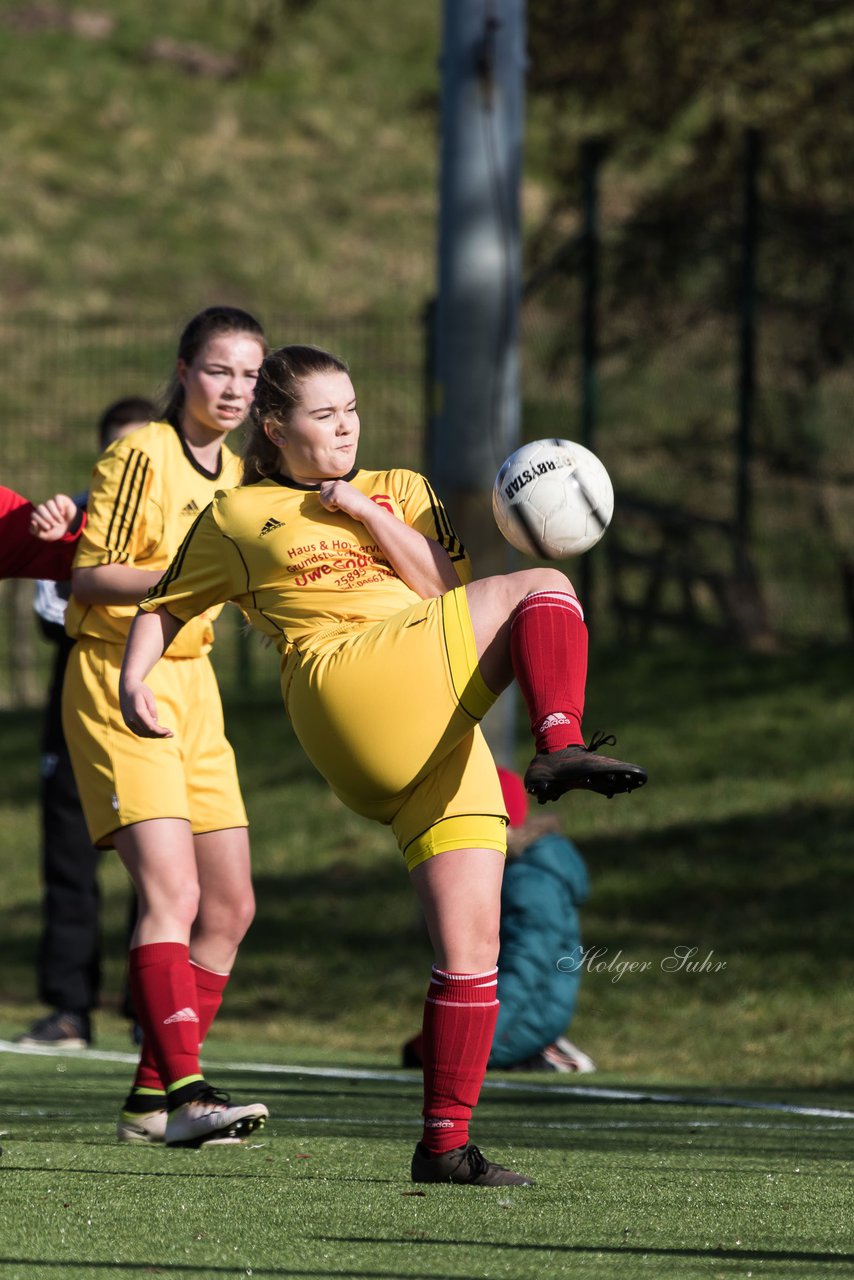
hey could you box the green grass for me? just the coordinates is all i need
[0,0,442,322]
[0,638,852,1274]
[1,637,852,1082]
[0,1043,851,1279]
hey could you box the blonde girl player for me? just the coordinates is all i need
[63,306,270,1148]
[119,345,647,1184]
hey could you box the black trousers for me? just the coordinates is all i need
[37,633,136,1016]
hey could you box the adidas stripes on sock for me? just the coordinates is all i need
[510,589,588,752]
[128,942,203,1095]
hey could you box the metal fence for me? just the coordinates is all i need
[519,134,854,650]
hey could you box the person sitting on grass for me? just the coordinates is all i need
[118,343,647,1185]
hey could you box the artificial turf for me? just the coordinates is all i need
[0,1037,851,1280]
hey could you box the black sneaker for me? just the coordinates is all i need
[411,1141,534,1186]
[524,731,648,804]
[15,1010,91,1049]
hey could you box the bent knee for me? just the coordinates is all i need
[523,566,576,598]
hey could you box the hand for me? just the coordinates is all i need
[317,479,372,521]
[119,682,174,739]
[29,494,80,542]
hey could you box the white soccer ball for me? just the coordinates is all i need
[492,438,615,559]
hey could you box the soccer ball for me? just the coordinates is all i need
[492,438,614,559]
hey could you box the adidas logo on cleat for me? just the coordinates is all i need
[181,500,200,516]
[260,517,284,536]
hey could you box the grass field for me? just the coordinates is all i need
[0,1038,852,1280]
[0,638,852,1276]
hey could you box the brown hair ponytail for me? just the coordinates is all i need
[159,306,267,428]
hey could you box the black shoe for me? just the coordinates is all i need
[15,1010,91,1049]
[524,731,648,804]
[411,1141,534,1186]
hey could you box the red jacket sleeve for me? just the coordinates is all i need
[0,486,86,582]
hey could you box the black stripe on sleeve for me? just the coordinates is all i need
[146,503,212,602]
[116,454,149,554]
[104,453,135,548]
[104,450,149,554]
[422,478,466,562]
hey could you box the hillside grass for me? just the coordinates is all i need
[0,0,443,321]
[1,0,851,651]
[1,637,852,1088]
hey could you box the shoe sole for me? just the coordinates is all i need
[412,1171,535,1186]
[166,1113,267,1149]
[529,769,648,804]
[116,1125,165,1144]
[411,1145,535,1186]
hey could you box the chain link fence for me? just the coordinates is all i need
[520,140,854,650]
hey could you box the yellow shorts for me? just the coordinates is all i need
[62,638,247,848]
[283,585,508,870]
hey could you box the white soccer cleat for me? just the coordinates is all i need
[542,1036,597,1074]
[164,1088,269,1148]
[116,1108,168,1144]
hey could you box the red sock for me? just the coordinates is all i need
[130,1038,165,1096]
[421,967,499,1155]
[510,589,588,752]
[128,942,203,1092]
[190,960,230,1047]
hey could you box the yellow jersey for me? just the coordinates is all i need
[66,419,242,657]
[142,468,470,658]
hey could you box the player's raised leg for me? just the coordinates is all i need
[408,847,534,1186]
[465,568,648,803]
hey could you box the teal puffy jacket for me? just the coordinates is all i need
[489,832,589,1068]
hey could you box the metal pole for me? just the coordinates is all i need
[429,0,525,494]
[736,127,760,573]
[580,138,603,625]
[429,0,526,766]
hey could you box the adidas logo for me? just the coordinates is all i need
[163,1007,199,1025]
[260,517,284,536]
[181,499,200,516]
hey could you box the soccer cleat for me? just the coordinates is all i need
[15,1010,91,1049]
[524,731,647,804]
[164,1087,269,1148]
[411,1141,534,1187]
[542,1036,597,1073]
[117,1108,168,1144]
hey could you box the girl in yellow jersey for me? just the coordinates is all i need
[64,307,270,1148]
[120,345,646,1183]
